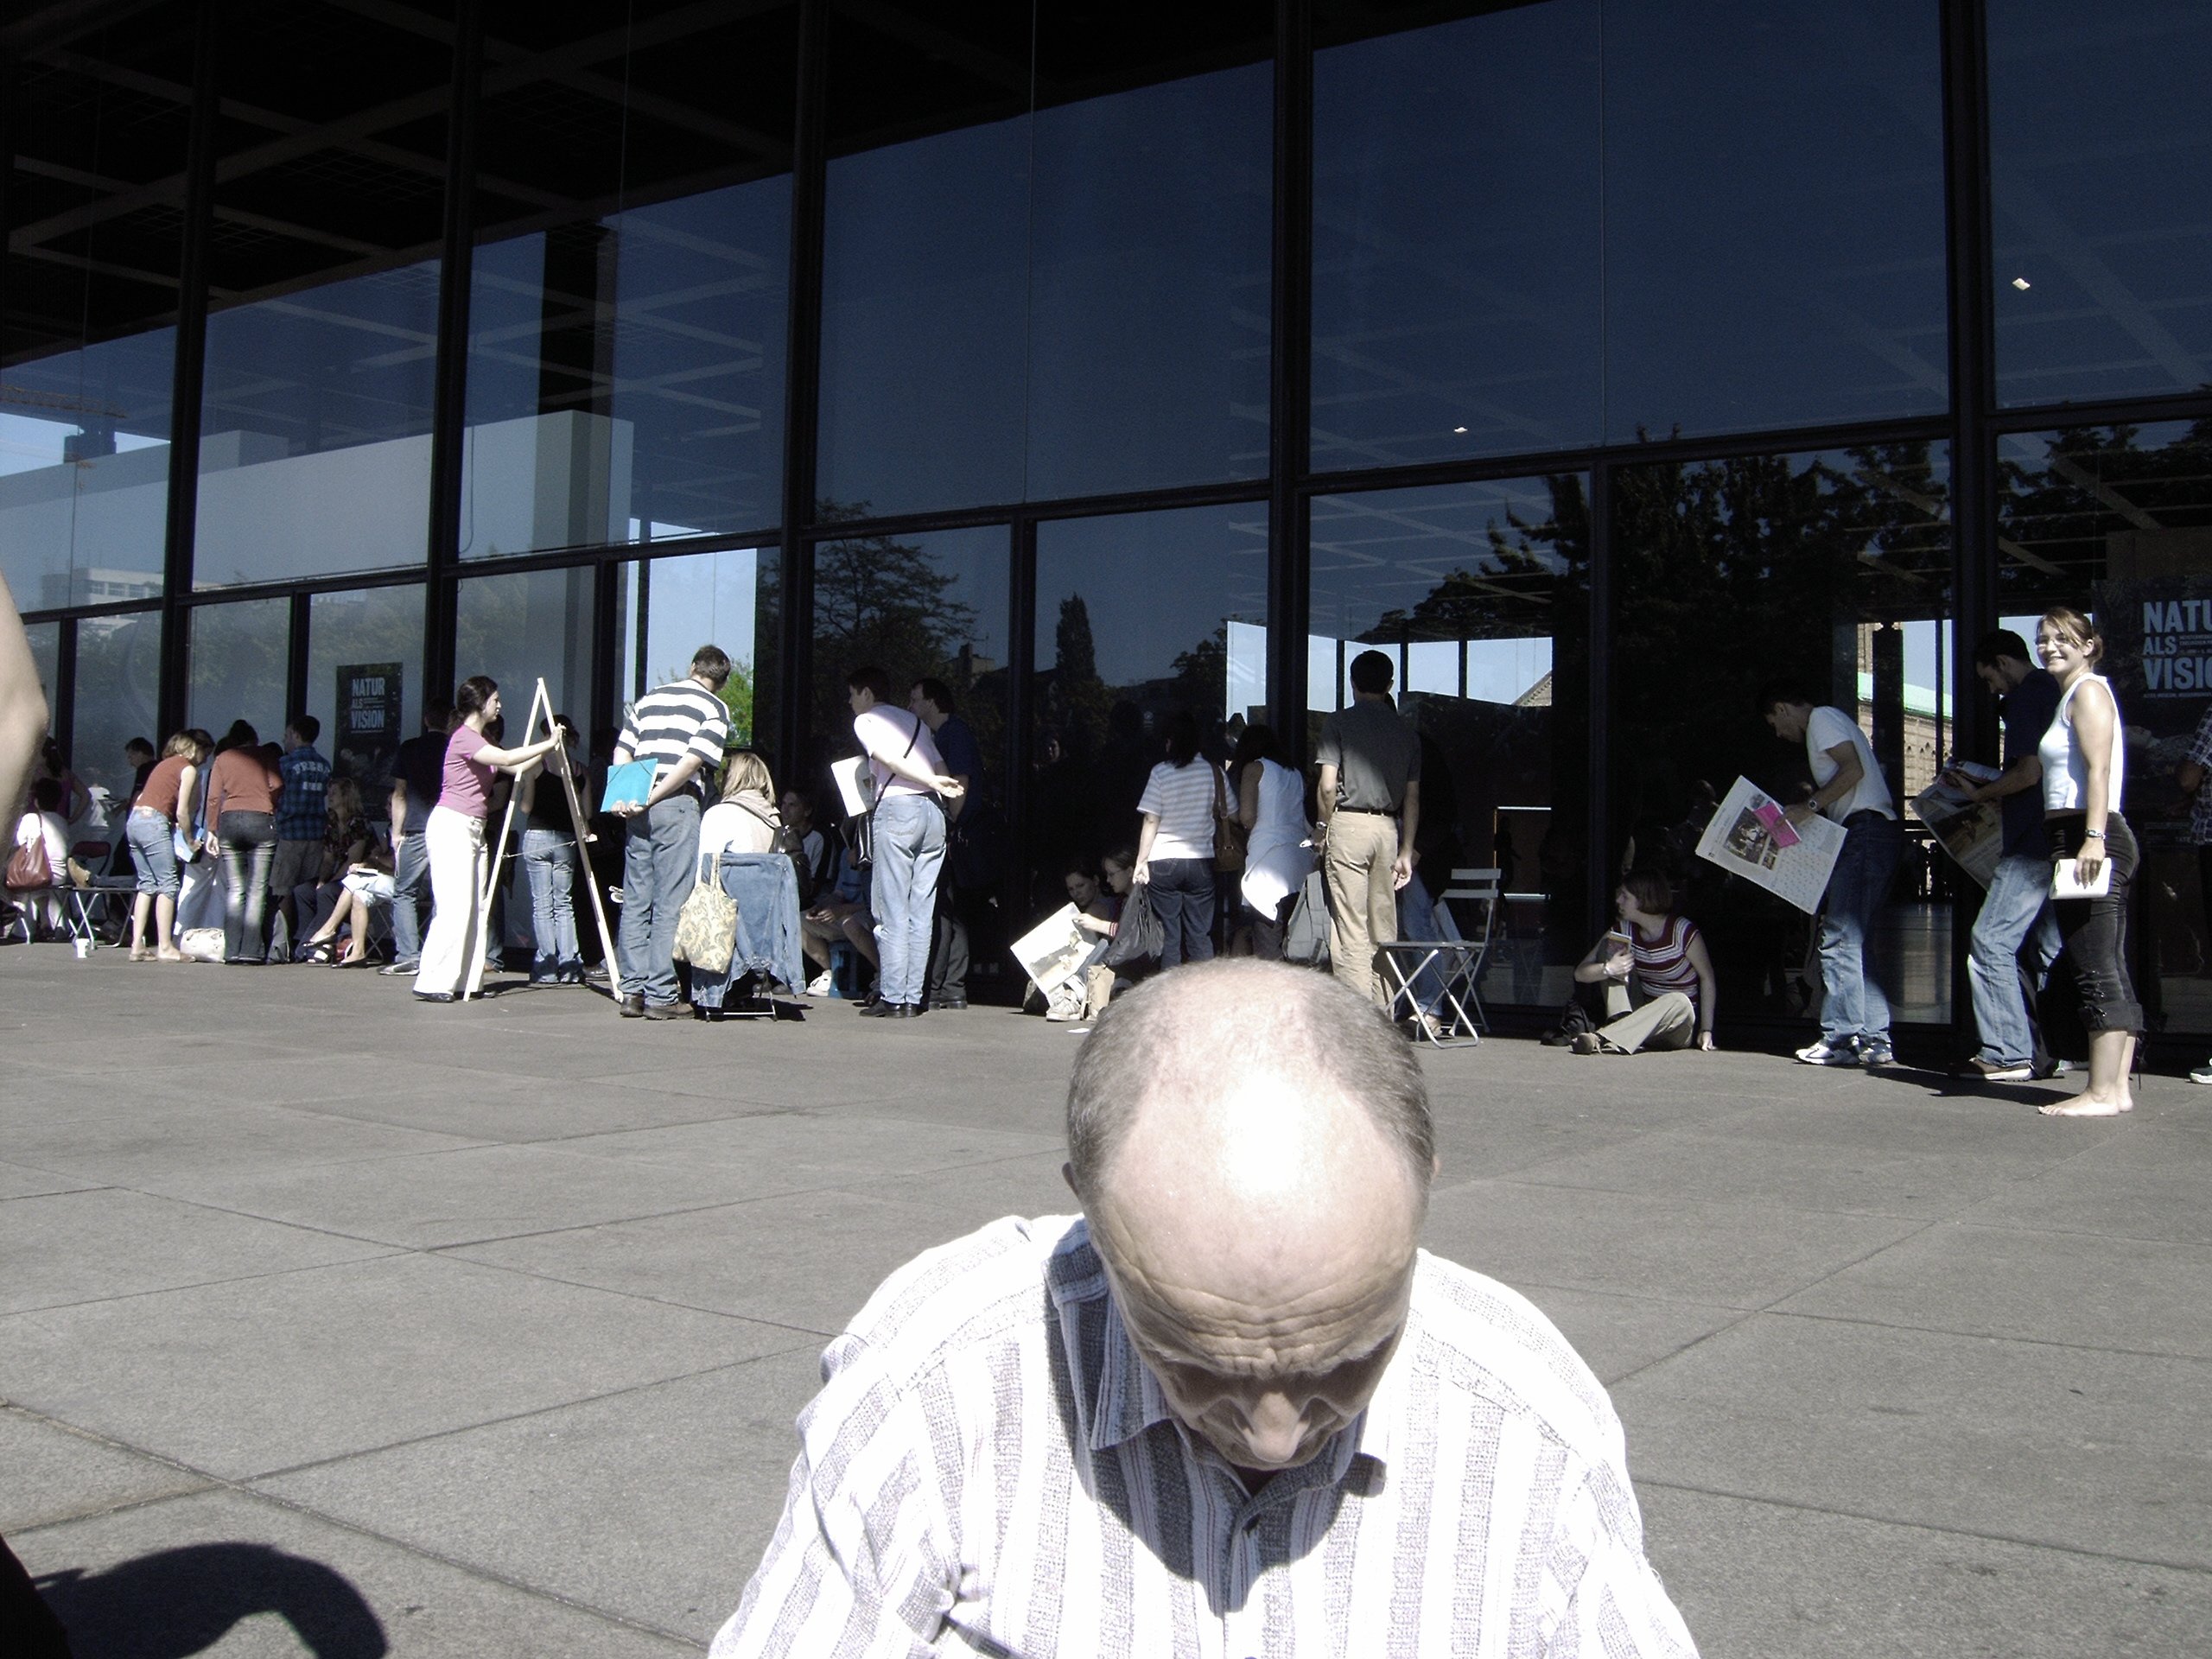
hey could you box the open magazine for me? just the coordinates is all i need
[1694,776,1847,915]
[1909,760,2002,889]
[1009,903,1094,994]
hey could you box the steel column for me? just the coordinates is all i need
[1267,0,1313,754]
[423,0,484,711]
[775,0,830,779]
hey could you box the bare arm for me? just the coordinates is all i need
[1132,812,1160,884]
[389,778,407,832]
[2071,681,2118,883]
[1687,929,1719,1049]
[2181,758,2205,795]
[0,577,42,825]
[1315,763,1339,837]
[175,764,200,836]
[1236,761,1261,830]
[1392,779,1421,888]
[474,733,563,773]
[1785,741,1865,824]
[1968,753,2043,803]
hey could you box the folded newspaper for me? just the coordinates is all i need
[1909,760,2001,889]
[1694,776,1847,915]
[1009,903,1093,995]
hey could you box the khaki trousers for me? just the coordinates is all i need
[1596,986,1696,1053]
[1325,810,1399,1006]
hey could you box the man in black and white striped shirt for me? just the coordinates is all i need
[714,961,1697,1656]
[611,646,732,1017]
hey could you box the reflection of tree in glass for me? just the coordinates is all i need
[1366,486,1577,645]
[1170,625,1227,715]
[1046,595,1110,758]
[1998,419,2212,613]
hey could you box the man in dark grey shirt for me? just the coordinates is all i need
[1315,649,1421,1006]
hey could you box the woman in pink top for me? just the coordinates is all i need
[414,675,563,1002]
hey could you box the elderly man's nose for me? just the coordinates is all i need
[1241,1394,1307,1460]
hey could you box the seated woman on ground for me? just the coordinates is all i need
[1073,847,1153,1020]
[1028,855,1119,1020]
[1567,869,1717,1055]
[800,829,877,995]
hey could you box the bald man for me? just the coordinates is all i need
[713,962,1695,1656]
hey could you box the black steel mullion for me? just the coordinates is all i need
[776,0,830,778]
[1586,461,1613,944]
[155,0,219,737]
[423,0,482,709]
[1268,0,1313,753]
[1006,514,1038,915]
[286,591,310,721]
[54,619,78,763]
[1986,387,2212,435]
[590,561,620,736]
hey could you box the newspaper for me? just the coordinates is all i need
[1009,903,1093,995]
[1910,760,2002,889]
[1694,775,1847,915]
[829,754,874,818]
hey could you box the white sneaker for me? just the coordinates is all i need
[2190,1062,2212,1086]
[1795,1036,1861,1066]
[804,969,835,997]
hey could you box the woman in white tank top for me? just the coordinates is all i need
[2034,604,2139,1116]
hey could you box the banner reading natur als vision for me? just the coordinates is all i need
[2094,579,2212,821]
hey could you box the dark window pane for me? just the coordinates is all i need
[1989,3,2212,406]
[618,545,782,749]
[1997,421,2212,1035]
[1602,1,1949,439]
[454,569,596,728]
[306,586,425,796]
[195,261,441,587]
[1612,442,1955,1027]
[73,612,164,803]
[1026,65,1272,498]
[819,118,1029,516]
[1032,503,1268,872]
[808,524,1009,794]
[188,598,292,740]
[3,14,188,607]
[465,5,797,557]
[1313,2,1602,469]
[1311,478,1591,1003]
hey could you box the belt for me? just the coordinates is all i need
[1337,806,1398,817]
[1842,810,1894,826]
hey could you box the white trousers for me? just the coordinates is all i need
[414,806,488,998]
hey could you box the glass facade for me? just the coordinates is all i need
[12,0,2212,1035]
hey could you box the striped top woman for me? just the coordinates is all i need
[1570,868,1718,1053]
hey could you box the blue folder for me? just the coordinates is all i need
[601,760,658,810]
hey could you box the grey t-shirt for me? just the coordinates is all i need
[1317,697,1421,812]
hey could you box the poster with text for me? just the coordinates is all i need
[2093,579,2212,823]
[336,662,404,793]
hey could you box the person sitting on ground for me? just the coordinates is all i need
[1027,855,1118,1020]
[709,959,1696,1657]
[800,829,877,996]
[779,788,832,905]
[10,778,71,937]
[125,731,207,961]
[1567,869,1717,1055]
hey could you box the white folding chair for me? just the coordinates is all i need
[1374,867,1500,1047]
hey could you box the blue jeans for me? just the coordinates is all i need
[1968,853,2062,1066]
[869,792,945,1007]
[1145,858,1217,970]
[522,827,582,981]
[1818,810,1903,1043]
[217,812,277,963]
[390,831,428,963]
[127,809,181,897]
[620,792,702,1005]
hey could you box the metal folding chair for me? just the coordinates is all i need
[1374,867,1501,1048]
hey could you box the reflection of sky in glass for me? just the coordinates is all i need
[637,548,760,685]
[0,414,165,476]
[1036,503,1268,689]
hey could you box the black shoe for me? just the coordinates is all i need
[894,1002,925,1018]
[858,999,900,1017]
[641,1001,679,1020]
[929,995,967,1011]
[620,993,645,1018]
[854,994,881,1012]
[412,990,454,1004]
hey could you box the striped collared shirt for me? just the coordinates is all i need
[618,679,730,798]
[713,1216,1696,1658]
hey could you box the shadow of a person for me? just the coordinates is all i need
[35,1541,387,1658]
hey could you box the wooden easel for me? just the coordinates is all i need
[473,676,626,1009]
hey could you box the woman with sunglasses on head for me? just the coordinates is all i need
[2035,605,2139,1116]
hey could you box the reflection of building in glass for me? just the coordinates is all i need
[10,1,2212,1028]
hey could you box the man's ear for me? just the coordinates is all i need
[1062,1161,1080,1198]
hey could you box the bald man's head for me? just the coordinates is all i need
[1067,961,1434,1475]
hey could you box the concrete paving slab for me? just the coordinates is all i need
[1642,1484,2212,1659]
[1958,1128,2212,1244]
[0,1159,103,1200]
[0,1187,396,1314]
[151,1142,768,1249]
[1421,1178,1928,1309]
[833,1147,1080,1236]
[0,1097,486,1187]
[286,1067,789,1143]
[448,1187,1014,1334]
[1776,1220,2212,1359]
[1503,1284,1751,1388]
[552,1109,1063,1194]
[1616,1313,2212,1570]
[257,1349,824,1645]
[0,1406,213,1533]
[0,1252,794,1480]
[12,1486,695,1656]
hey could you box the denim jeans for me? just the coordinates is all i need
[2049,811,2144,1034]
[1817,810,1903,1043]
[390,831,428,963]
[521,827,582,981]
[217,812,277,963]
[1145,858,1217,970]
[620,792,702,1006]
[126,808,180,897]
[869,791,946,1007]
[1967,853,2062,1066]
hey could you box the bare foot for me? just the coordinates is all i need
[155,950,187,963]
[2038,1095,2131,1117]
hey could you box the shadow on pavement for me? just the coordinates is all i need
[35,1541,387,1658]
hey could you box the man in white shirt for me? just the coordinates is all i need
[712,961,1697,1656]
[847,664,963,1020]
[1759,681,1904,1067]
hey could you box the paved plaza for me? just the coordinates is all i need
[3,944,2209,1656]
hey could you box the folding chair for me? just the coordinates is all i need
[1374,867,1501,1048]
